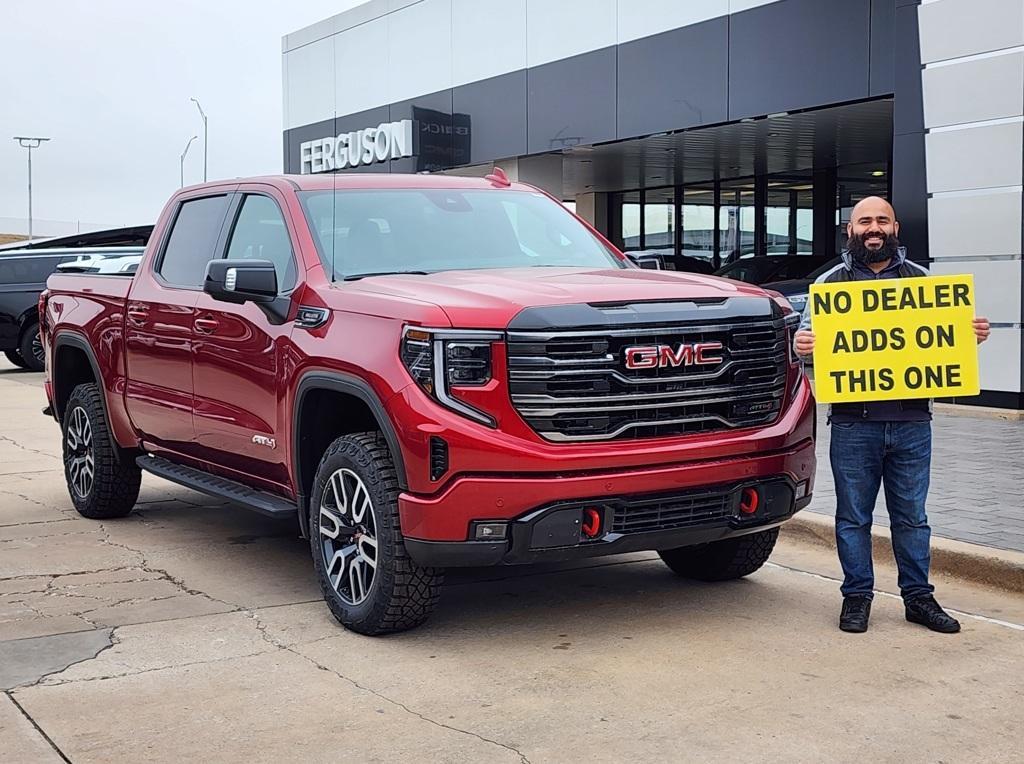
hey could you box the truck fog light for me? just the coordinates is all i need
[795,481,809,500]
[739,487,760,515]
[473,522,507,540]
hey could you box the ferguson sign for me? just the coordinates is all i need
[299,119,415,173]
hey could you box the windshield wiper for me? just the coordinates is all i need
[342,270,429,281]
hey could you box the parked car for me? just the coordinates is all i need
[624,249,716,275]
[42,173,815,635]
[761,256,843,317]
[56,253,142,275]
[1,247,143,370]
[714,254,832,286]
[0,225,152,252]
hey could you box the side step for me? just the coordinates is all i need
[137,455,297,519]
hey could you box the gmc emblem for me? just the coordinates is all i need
[623,342,724,370]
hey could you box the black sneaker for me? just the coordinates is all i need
[905,595,961,633]
[839,595,872,633]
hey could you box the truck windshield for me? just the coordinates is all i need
[298,189,624,280]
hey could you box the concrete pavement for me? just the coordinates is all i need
[1,359,1022,762]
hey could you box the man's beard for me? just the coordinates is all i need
[848,232,900,265]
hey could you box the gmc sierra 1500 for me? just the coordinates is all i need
[42,171,815,635]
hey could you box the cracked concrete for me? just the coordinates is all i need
[2,359,1024,762]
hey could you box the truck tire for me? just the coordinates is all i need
[18,323,44,372]
[658,527,779,581]
[309,432,443,636]
[4,349,28,369]
[62,383,141,519]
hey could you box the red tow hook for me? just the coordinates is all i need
[740,487,760,515]
[581,508,602,539]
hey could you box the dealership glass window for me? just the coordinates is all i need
[642,187,674,253]
[620,191,641,251]
[719,180,756,265]
[681,186,718,267]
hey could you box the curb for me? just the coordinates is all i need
[781,511,1024,594]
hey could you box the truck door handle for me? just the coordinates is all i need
[126,308,149,326]
[194,317,220,334]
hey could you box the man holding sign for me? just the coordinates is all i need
[793,197,990,634]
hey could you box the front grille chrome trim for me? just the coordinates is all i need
[506,314,790,442]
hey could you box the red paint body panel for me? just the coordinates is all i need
[41,175,816,552]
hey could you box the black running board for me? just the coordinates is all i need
[137,455,297,518]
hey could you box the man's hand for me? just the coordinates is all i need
[794,329,815,357]
[973,317,991,344]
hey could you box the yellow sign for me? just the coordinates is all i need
[810,274,979,404]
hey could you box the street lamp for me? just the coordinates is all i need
[180,135,198,188]
[190,97,208,182]
[13,136,51,241]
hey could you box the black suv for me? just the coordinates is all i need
[0,247,141,371]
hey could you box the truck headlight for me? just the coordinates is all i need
[401,327,501,426]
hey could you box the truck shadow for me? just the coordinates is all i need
[129,489,774,639]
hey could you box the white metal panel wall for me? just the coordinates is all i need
[451,0,527,86]
[525,0,617,68]
[918,0,1024,64]
[387,0,453,103]
[334,17,389,118]
[920,0,1024,396]
[285,37,336,129]
[616,0,728,44]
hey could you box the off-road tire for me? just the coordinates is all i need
[4,349,28,369]
[310,432,443,635]
[62,383,141,519]
[658,527,780,581]
[18,323,44,372]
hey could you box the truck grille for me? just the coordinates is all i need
[507,317,788,442]
[611,488,733,535]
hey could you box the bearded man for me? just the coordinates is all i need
[793,196,990,634]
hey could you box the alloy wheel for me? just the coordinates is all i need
[31,331,44,366]
[65,406,95,499]
[318,468,379,606]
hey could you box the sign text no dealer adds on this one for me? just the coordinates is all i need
[809,274,980,404]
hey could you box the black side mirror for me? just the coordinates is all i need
[204,259,277,304]
[625,253,661,270]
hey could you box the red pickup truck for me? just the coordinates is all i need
[41,172,816,635]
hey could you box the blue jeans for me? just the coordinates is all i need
[829,420,935,601]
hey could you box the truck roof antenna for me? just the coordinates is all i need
[485,166,511,187]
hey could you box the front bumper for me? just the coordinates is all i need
[405,475,812,567]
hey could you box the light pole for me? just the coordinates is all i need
[180,135,198,188]
[190,97,207,182]
[13,136,50,241]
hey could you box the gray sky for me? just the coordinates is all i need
[1,0,360,232]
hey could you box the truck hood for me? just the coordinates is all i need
[340,267,772,328]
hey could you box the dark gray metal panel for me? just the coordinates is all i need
[870,0,896,96]
[729,0,872,120]
[283,117,335,174]
[893,3,925,136]
[616,17,729,140]
[390,90,456,173]
[891,132,929,260]
[453,70,527,165]
[890,0,927,260]
[527,47,617,155]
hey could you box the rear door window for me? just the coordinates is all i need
[158,195,230,288]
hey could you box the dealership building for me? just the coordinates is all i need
[283,0,1024,409]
